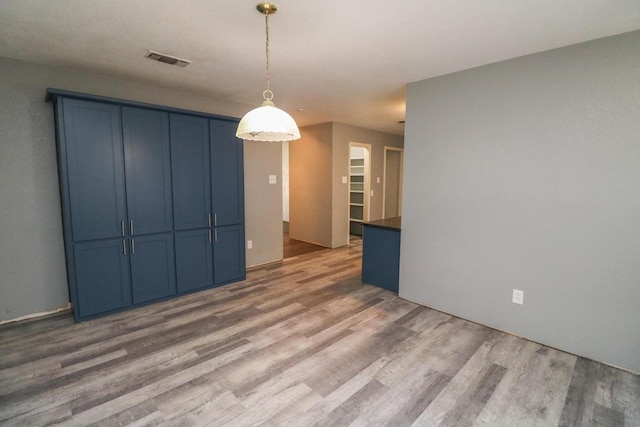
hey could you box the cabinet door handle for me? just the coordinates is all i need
[122,239,127,255]
[129,220,134,235]
[214,213,217,226]
[131,238,135,254]
[208,229,212,243]
[208,213,212,228]
[214,229,218,242]
[120,220,125,237]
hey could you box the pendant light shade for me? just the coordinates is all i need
[236,2,300,142]
[236,100,300,141]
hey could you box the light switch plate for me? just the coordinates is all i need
[342,176,347,184]
[269,175,277,184]
[377,177,380,184]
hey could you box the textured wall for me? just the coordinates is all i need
[0,59,69,321]
[401,31,640,373]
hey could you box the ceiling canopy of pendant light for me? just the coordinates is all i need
[236,2,300,142]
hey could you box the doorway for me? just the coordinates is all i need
[348,143,371,236]
[383,147,404,218]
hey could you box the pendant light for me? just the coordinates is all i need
[236,2,300,142]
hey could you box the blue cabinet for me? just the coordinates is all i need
[73,239,131,318]
[362,222,401,293]
[171,115,246,291]
[60,99,127,241]
[122,107,173,235]
[211,120,244,227]
[214,224,246,284]
[175,229,213,293]
[50,89,246,321]
[130,233,176,304]
[170,114,211,231]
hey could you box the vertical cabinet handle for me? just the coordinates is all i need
[131,238,135,254]
[129,220,134,235]
[120,220,125,237]
[208,213,212,228]
[214,229,218,242]
[122,240,127,255]
[214,213,217,226]
[208,229,212,243]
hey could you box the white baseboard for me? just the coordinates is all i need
[0,304,71,326]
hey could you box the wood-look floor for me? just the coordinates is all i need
[1,239,639,426]
[282,235,327,259]
[282,221,328,259]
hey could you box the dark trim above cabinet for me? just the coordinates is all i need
[48,89,246,322]
[46,89,239,123]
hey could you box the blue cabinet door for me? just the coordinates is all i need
[130,233,176,304]
[175,229,213,293]
[361,226,401,293]
[61,99,126,241]
[210,120,244,226]
[73,239,131,319]
[170,114,211,231]
[122,107,173,235]
[213,224,246,284]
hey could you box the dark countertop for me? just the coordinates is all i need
[363,216,401,231]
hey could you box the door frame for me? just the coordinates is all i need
[348,142,372,241]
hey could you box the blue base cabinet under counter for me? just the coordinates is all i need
[48,89,246,321]
[361,217,401,293]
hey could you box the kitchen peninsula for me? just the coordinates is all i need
[361,216,401,293]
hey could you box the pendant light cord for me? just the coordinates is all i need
[264,13,273,101]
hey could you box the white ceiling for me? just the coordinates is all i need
[1,1,639,135]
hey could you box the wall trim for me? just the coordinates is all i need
[0,304,71,326]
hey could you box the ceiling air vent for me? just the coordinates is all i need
[146,50,191,67]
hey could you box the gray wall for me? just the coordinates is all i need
[401,30,640,373]
[0,56,281,321]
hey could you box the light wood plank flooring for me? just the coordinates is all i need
[1,239,639,426]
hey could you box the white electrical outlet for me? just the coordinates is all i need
[342,176,348,184]
[268,175,277,184]
[377,177,381,184]
[512,289,524,305]
[247,240,253,249]
[370,190,374,196]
